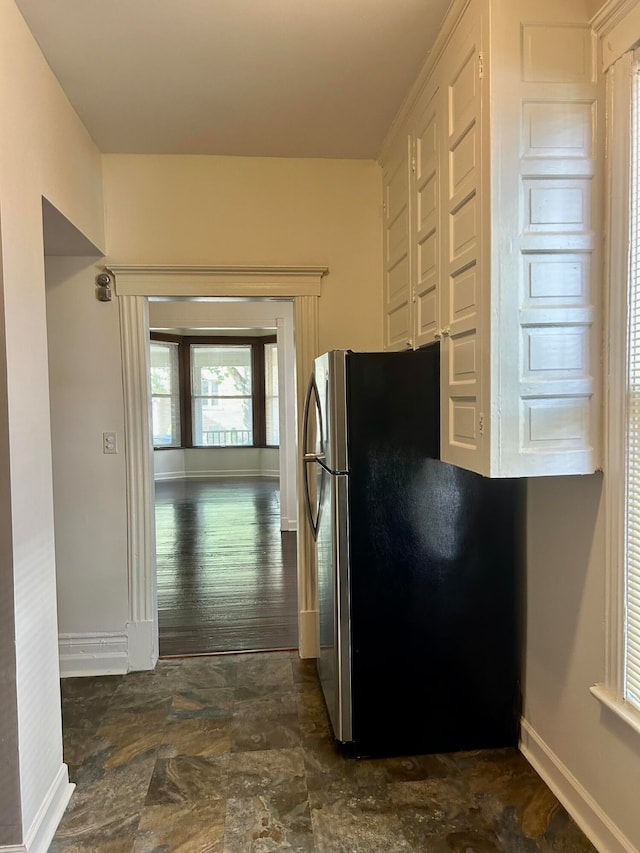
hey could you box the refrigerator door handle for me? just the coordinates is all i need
[302,373,325,540]
[304,451,326,463]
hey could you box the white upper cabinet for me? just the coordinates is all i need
[380,0,603,478]
[383,134,411,351]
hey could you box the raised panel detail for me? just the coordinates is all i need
[450,193,477,261]
[523,102,593,159]
[451,264,477,321]
[450,123,477,196]
[416,290,437,336]
[522,25,593,84]
[419,231,437,281]
[386,158,409,223]
[388,303,411,343]
[522,398,589,446]
[524,255,589,304]
[524,180,590,233]
[387,211,408,263]
[450,399,477,447]
[387,254,409,303]
[418,174,437,230]
[418,114,438,171]
[524,327,588,376]
[451,333,477,382]
[449,51,476,132]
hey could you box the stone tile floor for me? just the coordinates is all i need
[51,651,596,852]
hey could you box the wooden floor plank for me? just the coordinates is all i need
[155,477,298,656]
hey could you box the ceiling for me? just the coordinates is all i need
[16,0,451,159]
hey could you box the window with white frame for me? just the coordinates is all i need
[150,341,181,447]
[592,26,640,729]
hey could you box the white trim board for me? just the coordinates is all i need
[520,718,636,853]
[154,470,279,482]
[108,264,327,297]
[58,632,128,677]
[0,765,75,853]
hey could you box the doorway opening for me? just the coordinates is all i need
[111,263,325,667]
[148,298,298,656]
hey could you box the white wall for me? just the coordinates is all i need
[0,0,105,846]
[154,447,279,480]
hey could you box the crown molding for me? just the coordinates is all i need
[378,0,472,163]
[592,0,638,36]
[105,264,328,298]
[592,0,640,71]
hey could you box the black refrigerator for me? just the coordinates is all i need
[302,345,523,759]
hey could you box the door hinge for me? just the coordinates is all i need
[479,413,485,436]
[410,155,416,174]
[478,52,485,79]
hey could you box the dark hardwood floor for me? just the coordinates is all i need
[155,477,298,657]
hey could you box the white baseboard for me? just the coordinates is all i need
[281,517,298,532]
[298,609,319,659]
[154,470,279,482]
[127,620,157,672]
[58,632,128,677]
[520,718,636,853]
[1,764,75,853]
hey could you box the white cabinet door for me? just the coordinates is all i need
[379,0,602,477]
[439,4,486,472]
[412,81,442,350]
[487,0,602,476]
[383,134,412,352]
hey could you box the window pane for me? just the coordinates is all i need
[191,345,252,397]
[152,396,180,446]
[191,344,253,446]
[193,397,253,446]
[265,342,279,446]
[150,342,180,447]
[150,343,175,395]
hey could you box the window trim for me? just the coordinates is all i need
[150,332,277,449]
[591,25,640,729]
[149,336,183,449]
[263,340,280,447]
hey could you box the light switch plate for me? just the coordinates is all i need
[103,431,117,454]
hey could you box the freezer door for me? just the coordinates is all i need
[317,469,352,744]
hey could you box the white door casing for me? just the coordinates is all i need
[108,264,327,667]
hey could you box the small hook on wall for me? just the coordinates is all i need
[96,272,113,302]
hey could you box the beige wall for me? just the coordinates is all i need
[0,0,105,844]
[45,156,383,679]
[102,155,384,354]
[46,257,129,637]
[524,476,640,849]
